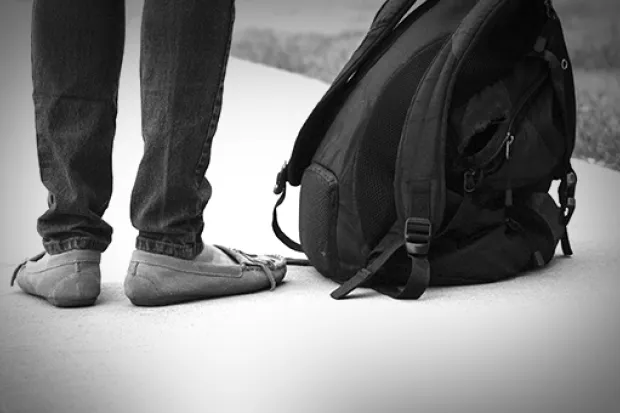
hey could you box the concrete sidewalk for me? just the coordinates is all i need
[1,55,619,412]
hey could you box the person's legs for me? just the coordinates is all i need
[124,0,286,306]
[131,0,232,259]
[33,0,125,254]
[11,0,125,307]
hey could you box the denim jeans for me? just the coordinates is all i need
[32,0,235,259]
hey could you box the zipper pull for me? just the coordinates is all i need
[463,169,478,194]
[505,133,515,160]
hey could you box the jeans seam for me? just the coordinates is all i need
[192,0,235,191]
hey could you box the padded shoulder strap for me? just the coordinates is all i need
[285,0,423,186]
[397,0,504,224]
[391,0,506,297]
[333,0,509,300]
[273,0,433,255]
[337,0,421,84]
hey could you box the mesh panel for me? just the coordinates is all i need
[299,163,339,277]
[354,38,446,249]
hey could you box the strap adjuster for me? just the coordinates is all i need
[273,161,288,195]
[559,170,577,224]
[404,217,432,257]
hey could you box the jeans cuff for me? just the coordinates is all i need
[44,237,109,255]
[135,236,204,260]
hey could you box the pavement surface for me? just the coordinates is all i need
[1,4,620,412]
[1,56,619,413]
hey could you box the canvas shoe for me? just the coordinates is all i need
[11,250,101,307]
[124,244,287,306]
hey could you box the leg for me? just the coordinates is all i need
[33,0,125,254]
[11,0,126,307]
[131,0,233,259]
[124,0,287,306]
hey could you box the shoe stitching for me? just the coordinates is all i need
[49,271,98,301]
[11,251,100,279]
[129,273,162,298]
[130,259,243,278]
[27,260,101,274]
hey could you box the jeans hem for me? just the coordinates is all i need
[44,237,109,255]
[135,236,204,260]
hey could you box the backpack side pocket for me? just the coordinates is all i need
[299,163,341,279]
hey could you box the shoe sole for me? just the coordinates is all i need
[47,296,98,308]
[127,293,210,307]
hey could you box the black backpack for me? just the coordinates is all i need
[271,0,578,300]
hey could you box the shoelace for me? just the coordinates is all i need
[231,248,278,291]
[10,251,46,287]
[255,261,277,291]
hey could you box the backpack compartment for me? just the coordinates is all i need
[427,189,565,286]
[425,0,572,285]
[451,59,566,193]
[280,0,577,299]
[298,163,341,279]
[298,0,478,283]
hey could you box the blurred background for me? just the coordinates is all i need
[228,0,620,171]
[3,0,619,170]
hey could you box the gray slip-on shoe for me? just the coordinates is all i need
[11,250,101,308]
[124,245,287,307]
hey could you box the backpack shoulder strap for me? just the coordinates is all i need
[272,0,426,252]
[283,0,424,187]
[332,0,506,300]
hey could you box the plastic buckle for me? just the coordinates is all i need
[565,171,577,219]
[559,170,577,224]
[566,171,577,192]
[463,169,482,193]
[564,171,577,204]
[404,218,432,257]
[273,161,288,195]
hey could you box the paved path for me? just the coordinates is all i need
[1,56,619,412]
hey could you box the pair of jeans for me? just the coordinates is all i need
[32,0,235,259]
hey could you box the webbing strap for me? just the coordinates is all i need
[375,256,430,299]
[330,219,431,300]
[330,238,402,300]
[272,167,303,252]
[532,17,577,257]
[558,166,577,256]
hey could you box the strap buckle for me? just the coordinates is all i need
[404,217,432,257]
[273,161,288,195]
[559,170,577,225]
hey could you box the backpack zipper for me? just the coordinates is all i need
[502,70,549,205]
[462,69,549,194]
